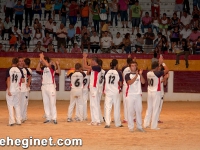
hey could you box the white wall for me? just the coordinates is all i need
[0,71,199,101]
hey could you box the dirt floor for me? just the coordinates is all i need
[0,100,200,150]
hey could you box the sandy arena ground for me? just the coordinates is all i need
[0,100,200,150]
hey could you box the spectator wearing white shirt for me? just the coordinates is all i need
[2,17,12,39]
[90,31,100,53]
[180,24,192,40]
[4,0,16,22]
[100,31,113,53]
[112,32,123,53]
[45,18,54,35]
[56,23,67,49]
[12,25,21,43]
[180,10,192,29]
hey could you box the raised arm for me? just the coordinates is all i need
[82,53,91,70]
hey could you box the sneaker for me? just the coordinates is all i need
[44,120,51,123]
[158,120,163,123]
[122,120,127,123]
[53,120,57,124]
[16,123,21,125]
[8,124,14,126]
[144,125,150,128]
[151,127,160,130]
[87,122,97,126]
[67,118,73,122]
[105,125,110,128]
[137,128,145,132]
[129,129,134,132]
[118,125,123,127]
[97,122,101,126]
[22,120,26,123]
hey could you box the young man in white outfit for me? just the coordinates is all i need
[125,61,145,132]
[6,57,25,126]
[36,53,60,124]
[67,63,86,122]
[104,59,123,128]
[82,53,101,126]
[144,56,169,130]
[18,57,32,123]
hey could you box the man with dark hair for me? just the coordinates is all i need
[67,63,86,122]
[6,57,25,126]
[144,55,169,130]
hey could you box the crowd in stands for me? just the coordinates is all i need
[0,0,199,56]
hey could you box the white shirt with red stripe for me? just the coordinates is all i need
[125,73,142,96]
[89,65,101,90]
[83,71,90,90]
[6,67,24,93]
[147,71,164,92]
[104,69,123,95]
[42,66,55,85]
[122,66,131,86]
[99,69,105,92]
[70,71,86,89]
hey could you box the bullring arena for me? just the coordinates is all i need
[0,53,200,150]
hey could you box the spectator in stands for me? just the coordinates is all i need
[33,0,42,20]
[122,33,132,54]
[58,43,67,53]
[67,24,75,47]
[45,18,54,35]
[9,32,17,49]
[191,10,199,29]
[52,22,57,40]
[88,3,93,27]
[174,0,184,18]
[130,0,142,34]
[24,0,33,26]
[128,0,135,21]
[44,0,52,20]
[4,0,15,22]
[81,26,90,37]
[180,24,192,40]
[183,0,190,15]
[90,30,100,53]
[99,3,107,28]
[81,33,90,52]
[0,43,5,52]
[112,32,123,53]
[134,33,144,49]
[56,23,67,50]
[152,52,158,62]
[151,0,160,17]
[110,0,118,27]
[71,43,81,53]
[195,36,200,54]
[143,27,155,54]
[100,31,112,53]
[158,35,169,54]
[192,5,199,17]
[0,18,3,36]
[81,1,89,27]
[68,0,79,25]
[188,28,200,50]
[92,2,100,33]
[175,38,191,68]
[152,12,159,34]
[43,32,53,48]
[141,12,152,34]
[18,43,28,52]
[12,26,21,43]
[8,45,16,52]
[1,17,12,40]
[34,41,46,52]
[14,0,24,31]
[47,43,55,52]
[118,0,129,28]
[33,28,42,45]
[170,26,181,52]
[22,26,31,47]
[61,1,68,26]
[168,13,180,30]
[154,32,162,48]
[159,13,169,35]
[33,18,42,30]
[180,10,192,29]
[53,0,62,20]
[134,46,144,53]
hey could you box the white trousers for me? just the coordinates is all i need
[41,85,57,120]
[20,91,29,121]
[126,94,142,130]
[144,91,161,129]
[6,91,21,124]
[97,90,104,122]
[122,85,128,121]
[105,93,121,127]
[68,89,83,120]
[90,88,100,123]
[83,89,89,120]
[158,96,164,121]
